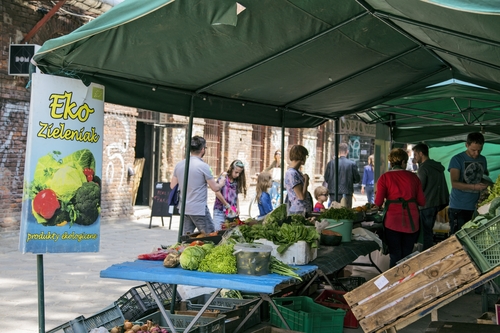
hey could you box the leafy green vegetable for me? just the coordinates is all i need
[270,256,301,281]
[319,207,356,220]
[180,246,206,270]
[47,165,87,202]
[264,204,287,224]
[198,243,237,274]
[73,182,101,225]
[62,148,96,171]
[480,175,500,206]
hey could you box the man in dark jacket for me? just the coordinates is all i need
[413,143,449,250]
[324,142,361,208]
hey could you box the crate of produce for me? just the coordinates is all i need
[269,296,345,333]
[256,239,317,265]
[46,316,87,333]
[344,235,481,333]
[185,294,261,332]
[456,215,500,273]
[116,283,180,321]
[138,310,225,333]
[314,289,359,328]
[84,303,125,331]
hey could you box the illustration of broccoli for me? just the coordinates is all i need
[73,182,101,225]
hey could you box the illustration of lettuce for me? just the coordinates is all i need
[62,149,95,171]
[47,165,86,202]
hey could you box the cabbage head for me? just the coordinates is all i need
[47,165,86,202]
[62,149,95,170]
[179,246,206,270]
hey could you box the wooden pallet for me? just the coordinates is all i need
[344,236,481,333]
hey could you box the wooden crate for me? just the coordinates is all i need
[344,236,481,333]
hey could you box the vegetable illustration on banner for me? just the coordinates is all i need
[19,73,104,254]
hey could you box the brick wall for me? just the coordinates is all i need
[100,104,138,219]
[0,1,139,231]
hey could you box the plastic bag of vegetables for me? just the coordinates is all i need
[179,246,205,270]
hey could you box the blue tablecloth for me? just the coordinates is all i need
[100,260,318,294]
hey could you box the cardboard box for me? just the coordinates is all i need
[344,236,481,333]
[255,239,317,265]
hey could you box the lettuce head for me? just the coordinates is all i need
[62,149,95,170]
[47,165,86,202]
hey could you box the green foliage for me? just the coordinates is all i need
[269,256,301,281]
[481,175,500,206]
[263,204,287,224]
[73,182,101,225]
[198,243,237,274]
[238,221,319,254]
[180,246,206,270]
[48,165,87,202]
[319,207,356,220]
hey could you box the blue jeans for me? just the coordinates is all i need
[420,206,439,251]
[448,208,474,235]
[365,185,374,204]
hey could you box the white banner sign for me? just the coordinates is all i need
[340,118,376,137]
[19,73,104,254]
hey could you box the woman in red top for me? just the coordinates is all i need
[375,148,426,267]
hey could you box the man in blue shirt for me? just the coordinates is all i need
[448,132,489,234]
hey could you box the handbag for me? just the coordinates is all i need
[167,184,180,214]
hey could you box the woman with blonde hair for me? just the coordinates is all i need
[375,148,425,267]
[256,172,273,218]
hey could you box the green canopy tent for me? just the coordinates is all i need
[32,0,500,129]
[28,2,500,330]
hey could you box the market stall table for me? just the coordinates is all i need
[100,260,317,333]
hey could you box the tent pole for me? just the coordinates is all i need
[280,111,286,205]
[334,119,340,203]
[177,97,195,242]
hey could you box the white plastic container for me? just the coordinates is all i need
[234,243,272,275]
[255,239,317,265]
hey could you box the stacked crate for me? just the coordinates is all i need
[344,236,481,333]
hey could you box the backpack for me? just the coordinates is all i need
[167,183,180,214]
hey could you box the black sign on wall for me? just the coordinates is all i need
[8,44,40,76]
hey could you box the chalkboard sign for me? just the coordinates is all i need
[149,182,180,229]
[151,182,179,217]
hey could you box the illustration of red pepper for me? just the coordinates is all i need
[83,167,94,182]
[33,189,60,219]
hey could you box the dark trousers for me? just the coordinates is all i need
[448,208,474,235]
[385,228,419,268]
[420,206,439,251]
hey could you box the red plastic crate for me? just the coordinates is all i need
[314,289,358,329]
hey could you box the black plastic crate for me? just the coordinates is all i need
[85,304,125,331]
[185,294,261,332]
[138,310,226,333]
[331,276,366,292]
[116,283,180,321]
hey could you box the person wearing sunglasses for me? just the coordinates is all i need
[213,160,247,230]
[313,186,328,212]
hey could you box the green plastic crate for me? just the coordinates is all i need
[456,215,500,273]
[269,296,345,333]
[138,310,226,333]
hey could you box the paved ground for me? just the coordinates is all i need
[0,191,486,333]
